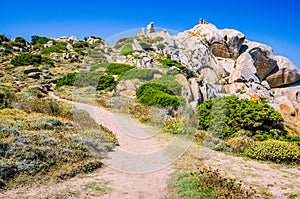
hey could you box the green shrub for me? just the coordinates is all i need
[56,73,77,88]
[31,36,50,45]
[120,43,134,56]
[72,41,90,49]
[11,53,42,67]
[0,35,9,42]
[150,75,182,95]
[157,43,166,50]
[41,42,68,54]
[106,63,135,76]
[121,68,157,81]
[96,74,115,91]
[136,83,180,109]
[157,56,195,79]
[14,37,27,44]
[90,63,109,72]
[174,167,257,199]
[0,92,5,109]
[140,41,152,51]
[244,140,300,164]
[75,71,102,87]
[198,96,287,141]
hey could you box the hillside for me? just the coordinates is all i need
[0,21,300,198]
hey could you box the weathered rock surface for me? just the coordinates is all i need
[265,56,300,87]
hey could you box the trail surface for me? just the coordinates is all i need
[0,93,174,199]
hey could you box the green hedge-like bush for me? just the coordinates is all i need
[56,73,77,88]
[121,68,157,81]
[120,43,134,56]
[150,75,182,95]
[11,53,42,67]
[31,36,50,45]
[41,42,68,54]
[136,83,180,109]
[96,74,115,91]
[72,41,90,49]
[106,63,135,76]
[198,96,286,141]
[244,140,300,164]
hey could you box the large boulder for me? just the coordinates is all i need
[192,23,226,44]
[222,29,245,58]
[240,41,277,80]
[229,53,260,83]
[265,56,300,88]
[175,74,193,103]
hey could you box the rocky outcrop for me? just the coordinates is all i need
[222,29,245,58]
[24,66,42,74]
[265,56,300,87]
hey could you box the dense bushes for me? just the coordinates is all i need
[150,75,182,95]
[41,42,68,54]
[174,167,257,198]
[106,63,135,76]
[11,53,42,66]
[96,74,115,91]
[0,92,6,109]
[121,68,157,81]
[136,83,180,109]
[244,140,300,164]
[120,43,134,56]
[56,72,115,91]
[31,35,50,45]
[10,53,55,67]
[198,96,286,141]
[56,72,77,88]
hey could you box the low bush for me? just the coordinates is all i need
[96,74,115,91]
[31,35,50,45]
[174,167,258,198]
[136,83,180,109]
[106,63,135,76]
[198,96,287,141]
[120,43,134,56]
[11,53,42,67]
[72,41,90,49]
[41,42,68,54]
[90,63,109,72]
[75,71,102,87]
[0,92,6,109]
[244,140,300,164]
[150,75,182,95]
[157,56,195,79]
[121,68,157,81]
[56,72,77,88]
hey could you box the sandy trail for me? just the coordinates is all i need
[0,93,174,199]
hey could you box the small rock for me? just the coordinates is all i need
[28,72,42,79]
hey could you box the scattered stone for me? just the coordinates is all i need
[27,72,42,79]
[24,66,41,74]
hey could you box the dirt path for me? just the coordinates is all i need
[0,93,174,199]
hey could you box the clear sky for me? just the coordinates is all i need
[1,0,299,67]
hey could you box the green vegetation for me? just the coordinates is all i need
[31,35,50,45]
[150,75,182,95]
[41,42,68,54]
[121,68,158,81]
[90,63,109,72]
[14,37,27,44]
[174,167,257,199]
[56,73,77,88]
[0,92,6,109]
[120,43,134,56]
[106,63,135,76]
[72,40,90,49]
[11,53,42,67]
[157,43,166,50]
[75,71,102,87]
[10,53,55,67]
[136,83,180,109]
[157,56,195,79]
[96,74,115,91]
[198,96,286,141]
[114,36,138,49]
[244,140,300,164]
[0,35,10,43]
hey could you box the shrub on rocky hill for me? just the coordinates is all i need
[198,96,286,141]
[136,83,180,109]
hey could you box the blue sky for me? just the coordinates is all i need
[1,0,299,67]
